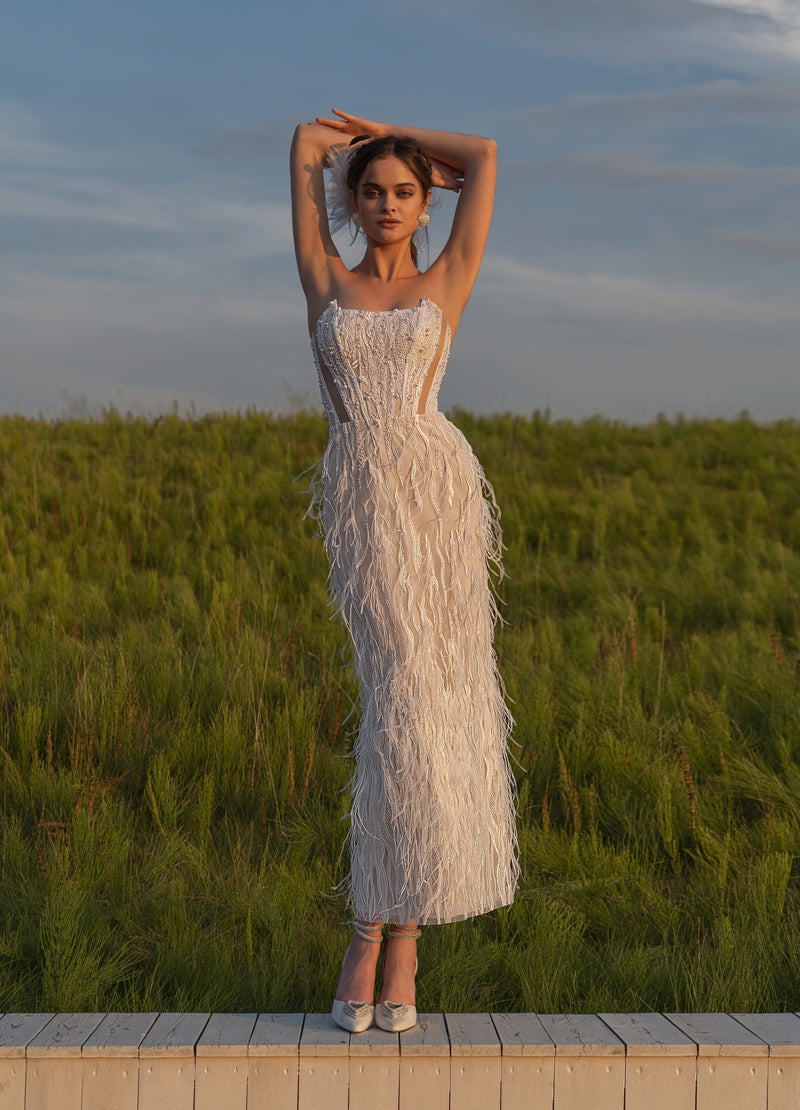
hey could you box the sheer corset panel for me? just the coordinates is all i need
[312,299,451,427]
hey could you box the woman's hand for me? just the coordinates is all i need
[314,109,386,141]
[430,157,463,192]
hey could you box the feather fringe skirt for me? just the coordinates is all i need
[309,413,519,924]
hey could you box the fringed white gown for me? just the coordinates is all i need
[309,297,519,925]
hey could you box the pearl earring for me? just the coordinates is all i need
[418,212,430,227]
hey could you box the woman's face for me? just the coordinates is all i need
[350,155,429,245]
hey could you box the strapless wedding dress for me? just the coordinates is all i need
[309,297,519,924]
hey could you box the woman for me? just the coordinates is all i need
[290,110,518,1033]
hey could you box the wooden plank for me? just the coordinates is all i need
[138,1012,211,1056]
[194,1013,256,1110]
[349,1025,399,1110]
[0,1013,56,1057]
[622,1055,696,1110]
[446,1012,502,1056]
[665,1013,768,1056]
[491,1014,555,1110]
[399,1013,450,1110]
[600,1013,696,1110]
[766,1059,800,1110]
[0,1015,55,1110]
[298,1013,350,1057]
[538,1014,625,1056]
[298,1014,349,1110]
[196,1012,257,1056]
[247,1013,303,1110]
[732,1013,800,1056]
[248,1012,305,1056]
[138,1012,210,1110]
[598,1012,696,1056]
[446,1012,501,1110]
[25,1012,104,1110]
[26,1012,104,1057]
[666,1013,768,1110]
[491,1013,555,1056]
[82,1012,159,1056]
[734,1014,800,1110]
[82,1013,158,1110]
[539,1014,625,1110]
[400,1012,451,1057]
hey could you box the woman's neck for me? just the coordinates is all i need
[352,243,418,283]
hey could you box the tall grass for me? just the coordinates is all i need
[2,409,800,1013]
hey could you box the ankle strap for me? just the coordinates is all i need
[388,924,422,939]
[353,920,384,943]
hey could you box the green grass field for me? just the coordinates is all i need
[2,409,800,1014]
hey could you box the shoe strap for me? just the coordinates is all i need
[387,924,422,940]
[353,920,384,943]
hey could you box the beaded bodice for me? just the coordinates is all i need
[312,298,451,427]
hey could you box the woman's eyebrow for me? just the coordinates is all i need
[360,180,417,189]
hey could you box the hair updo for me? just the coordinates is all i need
[346,135,433,268]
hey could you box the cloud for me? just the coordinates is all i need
[434,0,773,34]
[413,0,775,45]
[479,253,799,330]
[0,99,302,417]
[710,227,800,258]
[524,148,800,190]
[0,100,71,165]
[0,269,307,417]
[407,0,800,69]
[0,100,294,293]
[443,252,800,419]
[1,173,292,257]
[517,79,800,127]
[195,115,297,161]
[711,0,800,60]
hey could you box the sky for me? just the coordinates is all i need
[2,0,799,422]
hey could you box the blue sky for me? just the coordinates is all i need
[2,0,799,420]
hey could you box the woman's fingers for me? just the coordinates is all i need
[316,110,384,137]
[430,157,463,191]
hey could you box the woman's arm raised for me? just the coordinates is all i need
[315,110,497,316]
[290,122,349,321]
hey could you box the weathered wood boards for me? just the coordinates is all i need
[26,1012,104,1110]
[600,1011,696,1110]
[733,1012,800,1110]
[5,1008,800,1108]
[83,1012,158,1110]
[247,1012,304,1110]
[0,1013,55,1110]
[446,1012,502,1110]
[539,1013,625,1110]
[138,1012,211,1110]
[492,1012,555,1110]
[399,1012,450,1110]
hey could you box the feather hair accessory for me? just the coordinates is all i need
[325,143,358,235]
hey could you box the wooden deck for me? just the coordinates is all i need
[3,1011,800,1108]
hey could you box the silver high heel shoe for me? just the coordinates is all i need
[374,924,421,1033]
[331,920,383,1033]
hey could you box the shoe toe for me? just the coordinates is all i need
[375,1001,417,1032]
[331,999,374,1033]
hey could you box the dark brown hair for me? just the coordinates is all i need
[346,135,433,268]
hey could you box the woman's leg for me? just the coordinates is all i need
[379,921,418,1006]
[334,920,383,1003]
